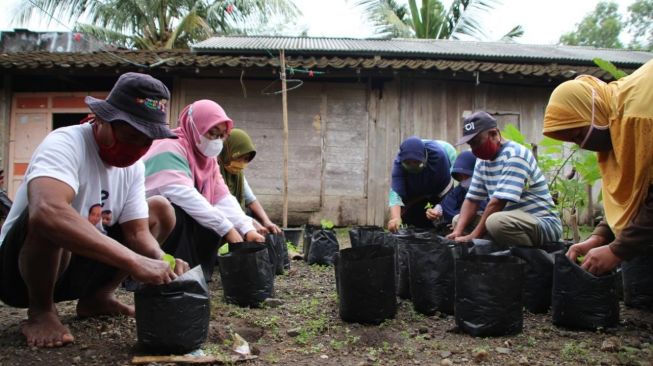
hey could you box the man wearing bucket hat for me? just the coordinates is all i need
[0,72,189,348]
[447,111,561,247]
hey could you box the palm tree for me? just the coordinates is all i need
[355,0,523,41]
[13,0,300,50]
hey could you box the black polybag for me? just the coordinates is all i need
[336,245,397,324]
[622,254,653,310]
[135,265,209,354]
[392,229,438,299]
[469,238,505,255]
[303,224,321,262]
[282,227,303,248]
[218,242,275,307]
[552,253,619,330]
[455,255,524,337]
[265,233,289,274]
[307,229,339,266]
[510,247,555,314]
[348,226,387,248]
[407,234,456,315]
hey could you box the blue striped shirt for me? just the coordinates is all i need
[466,141,562,243]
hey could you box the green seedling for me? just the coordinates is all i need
[424,202,433,209]
[162,253,176,271]
[218,243,229,255]
[286,241,298,252]
[320,219,334,230]
[576,255,585,264]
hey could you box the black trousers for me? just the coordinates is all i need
[0,209,125,308]
[162,204,223,282]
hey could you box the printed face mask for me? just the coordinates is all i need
[94,122,150,167]
[579,89,612,152]
[199,135,224,157]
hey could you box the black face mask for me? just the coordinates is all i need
[579,124,612,152]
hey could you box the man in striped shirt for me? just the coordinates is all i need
[447,111,562,247]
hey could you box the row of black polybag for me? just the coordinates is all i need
[334,227,653,337]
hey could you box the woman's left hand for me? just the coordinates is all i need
[580,245,622,275]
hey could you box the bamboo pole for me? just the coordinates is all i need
[280,49,289,228]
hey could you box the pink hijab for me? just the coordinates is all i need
[144,99,233,204]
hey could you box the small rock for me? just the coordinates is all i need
[367,355,377,362]
[286,328,301,337]
[440,359,453,366]
[79,344,89,350]
[461,358,469,363]
[413,360,420,364]
[263,298,284,308]
[440,351,452,358]
[472,349,489,363]
[423,334,432,340]
[320,354,329,359]
[600,337,620,352]
[356,362,368,366]
[495,347,511,354]
[418,326,429,334]
[518,356,529,365]
[72,356,81,363]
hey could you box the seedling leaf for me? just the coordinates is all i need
[163,253,176,271]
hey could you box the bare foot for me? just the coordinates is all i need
[76,292,135,318]
[21,309,75,348]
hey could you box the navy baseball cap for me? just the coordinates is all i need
[455,111,497,146]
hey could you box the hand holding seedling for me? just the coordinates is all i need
[163,253,190,276]
[426,204,443,221]
[130,255,179,285]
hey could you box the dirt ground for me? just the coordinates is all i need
[1,232,652,366]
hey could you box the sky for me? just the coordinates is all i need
[0,0,638,45]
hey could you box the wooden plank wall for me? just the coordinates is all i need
[180,77,554,226]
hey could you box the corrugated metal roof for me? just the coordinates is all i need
[0,51,640,81]
[193,36,653,66]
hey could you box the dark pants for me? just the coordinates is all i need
[162,204,223,282]
[0,209,125,308]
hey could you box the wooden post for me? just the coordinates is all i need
[280,49,289,228]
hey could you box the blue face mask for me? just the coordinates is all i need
[460,177,471,189]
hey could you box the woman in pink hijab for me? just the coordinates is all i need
[144,99,264,281]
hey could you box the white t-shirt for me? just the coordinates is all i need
[0,123,149,244]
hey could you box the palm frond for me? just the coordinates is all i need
[499,25,524,41]
[74,22,132,48]
[444,0,500,40]
[353,0,412,38]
